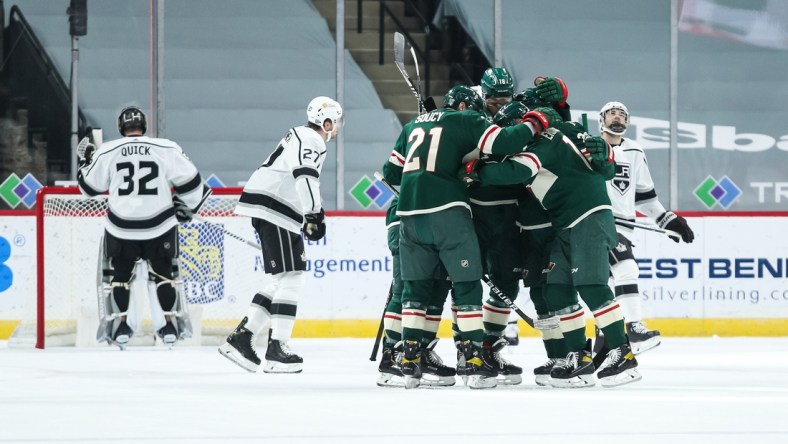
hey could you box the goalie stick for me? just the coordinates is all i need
[614,217,681,241]
[393,32,425,114]
[369,280,395,361]
[372,172,554,331]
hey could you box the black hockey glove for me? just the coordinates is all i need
[303,209,326,241]
[657,211,694,243]
[172,195,193,224]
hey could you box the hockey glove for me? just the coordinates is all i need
[172,195,193,224]
[584,136,612,163]
[303,209,326,241]
[459,158,484,188]
[76,136,96,167]
[534,76,569,107]
[521,107,561,137]
[657,211,694,243]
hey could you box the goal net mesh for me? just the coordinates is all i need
[12,188,264,347]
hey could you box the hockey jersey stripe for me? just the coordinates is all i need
[107,206,175,230]
[238,191,303,224]
[293,167,319,179]
[478,125,503,154]
[173,173,202,195]
[77,170,103,196]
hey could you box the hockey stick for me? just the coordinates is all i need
[614,218,681,241]
[373,172,551,331]
[369,280,395,361]
[393,32,425,114]
[191,214,260,249]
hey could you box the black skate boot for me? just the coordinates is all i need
[419,339,456,387]
[401,340,422,389]
[503,320,520,346]
[218,317,261,372]
[592,326,610,368]
[549,339,595,388]
[377,343,405,388]
[454,341,468,385]
[460,340,498,389]
[626,321,661,355]
[264,338,304,374]
[488,338,523,385]
[157,321,178,346]
[112,320,133,350]
[597,340,642,387]
[533,358,560,387]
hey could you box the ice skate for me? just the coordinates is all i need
[112,320,133,350]
[597,341,642,387]
[419,339,456,387]
[534,358,560,387]
[218,317,261,372]
[550,339,595,388]
[455,342,469,385]
[488,338,522,385]
[400,340,422,389]
[157,321,178,347]
[592,326,610,368]
[376,344,405,388]
[264,339,304,373]
[627,321,661,355]
[460,340,498,389]
[503,320,519,346]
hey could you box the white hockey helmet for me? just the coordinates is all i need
[307,96,343,130]
[599,101,629,136]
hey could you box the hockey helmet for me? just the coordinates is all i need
[599,101,629,136]
[493,101,529,128]
[480,67,515,99]
[443,85,483,111]
[307,96,343,130]
[117,106,147,136]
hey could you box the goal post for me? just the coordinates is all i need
[21,186,263,349]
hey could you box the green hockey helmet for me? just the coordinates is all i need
[443,85,484,111]
[493,101,529,128]
[480,67,514,99]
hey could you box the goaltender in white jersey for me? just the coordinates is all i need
[598,101,695,356]
[220,96,343,374]
[77,105,209,349]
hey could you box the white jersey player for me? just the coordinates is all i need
[598,101,695,355]
[219,96,343,374]
[77,106,209,349]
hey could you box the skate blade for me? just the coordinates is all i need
[632,337,661,355]
[467,375,498,389]
[218,344,259,373]
[534,375,551,387]
[419,375,456,387]
[549,374,596,388]
[600,368,642,388]
[263,361,303,374]
[376,373,406,388]
[496,374,522,385]
[404,375,421,389]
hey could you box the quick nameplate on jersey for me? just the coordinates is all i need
[415,111,444,123]
[121,145,151,156]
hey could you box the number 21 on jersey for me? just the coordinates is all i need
[403,127,443,173]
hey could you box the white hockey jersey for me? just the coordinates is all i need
[78,136,206,240]
[235,126,326,233]
[606,138,667,236]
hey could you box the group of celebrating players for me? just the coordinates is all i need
[379,67,695,389]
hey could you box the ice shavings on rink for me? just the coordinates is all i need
[1,338,787,444]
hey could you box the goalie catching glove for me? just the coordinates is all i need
[657,211,694,243]
[303,208,326,241]
[77,127,103,167]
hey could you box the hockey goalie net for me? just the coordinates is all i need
[13,187,264,348]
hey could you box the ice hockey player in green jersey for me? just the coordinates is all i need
[382,85,560,389]
[464,102,642,388]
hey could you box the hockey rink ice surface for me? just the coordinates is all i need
[1,338,787,444]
